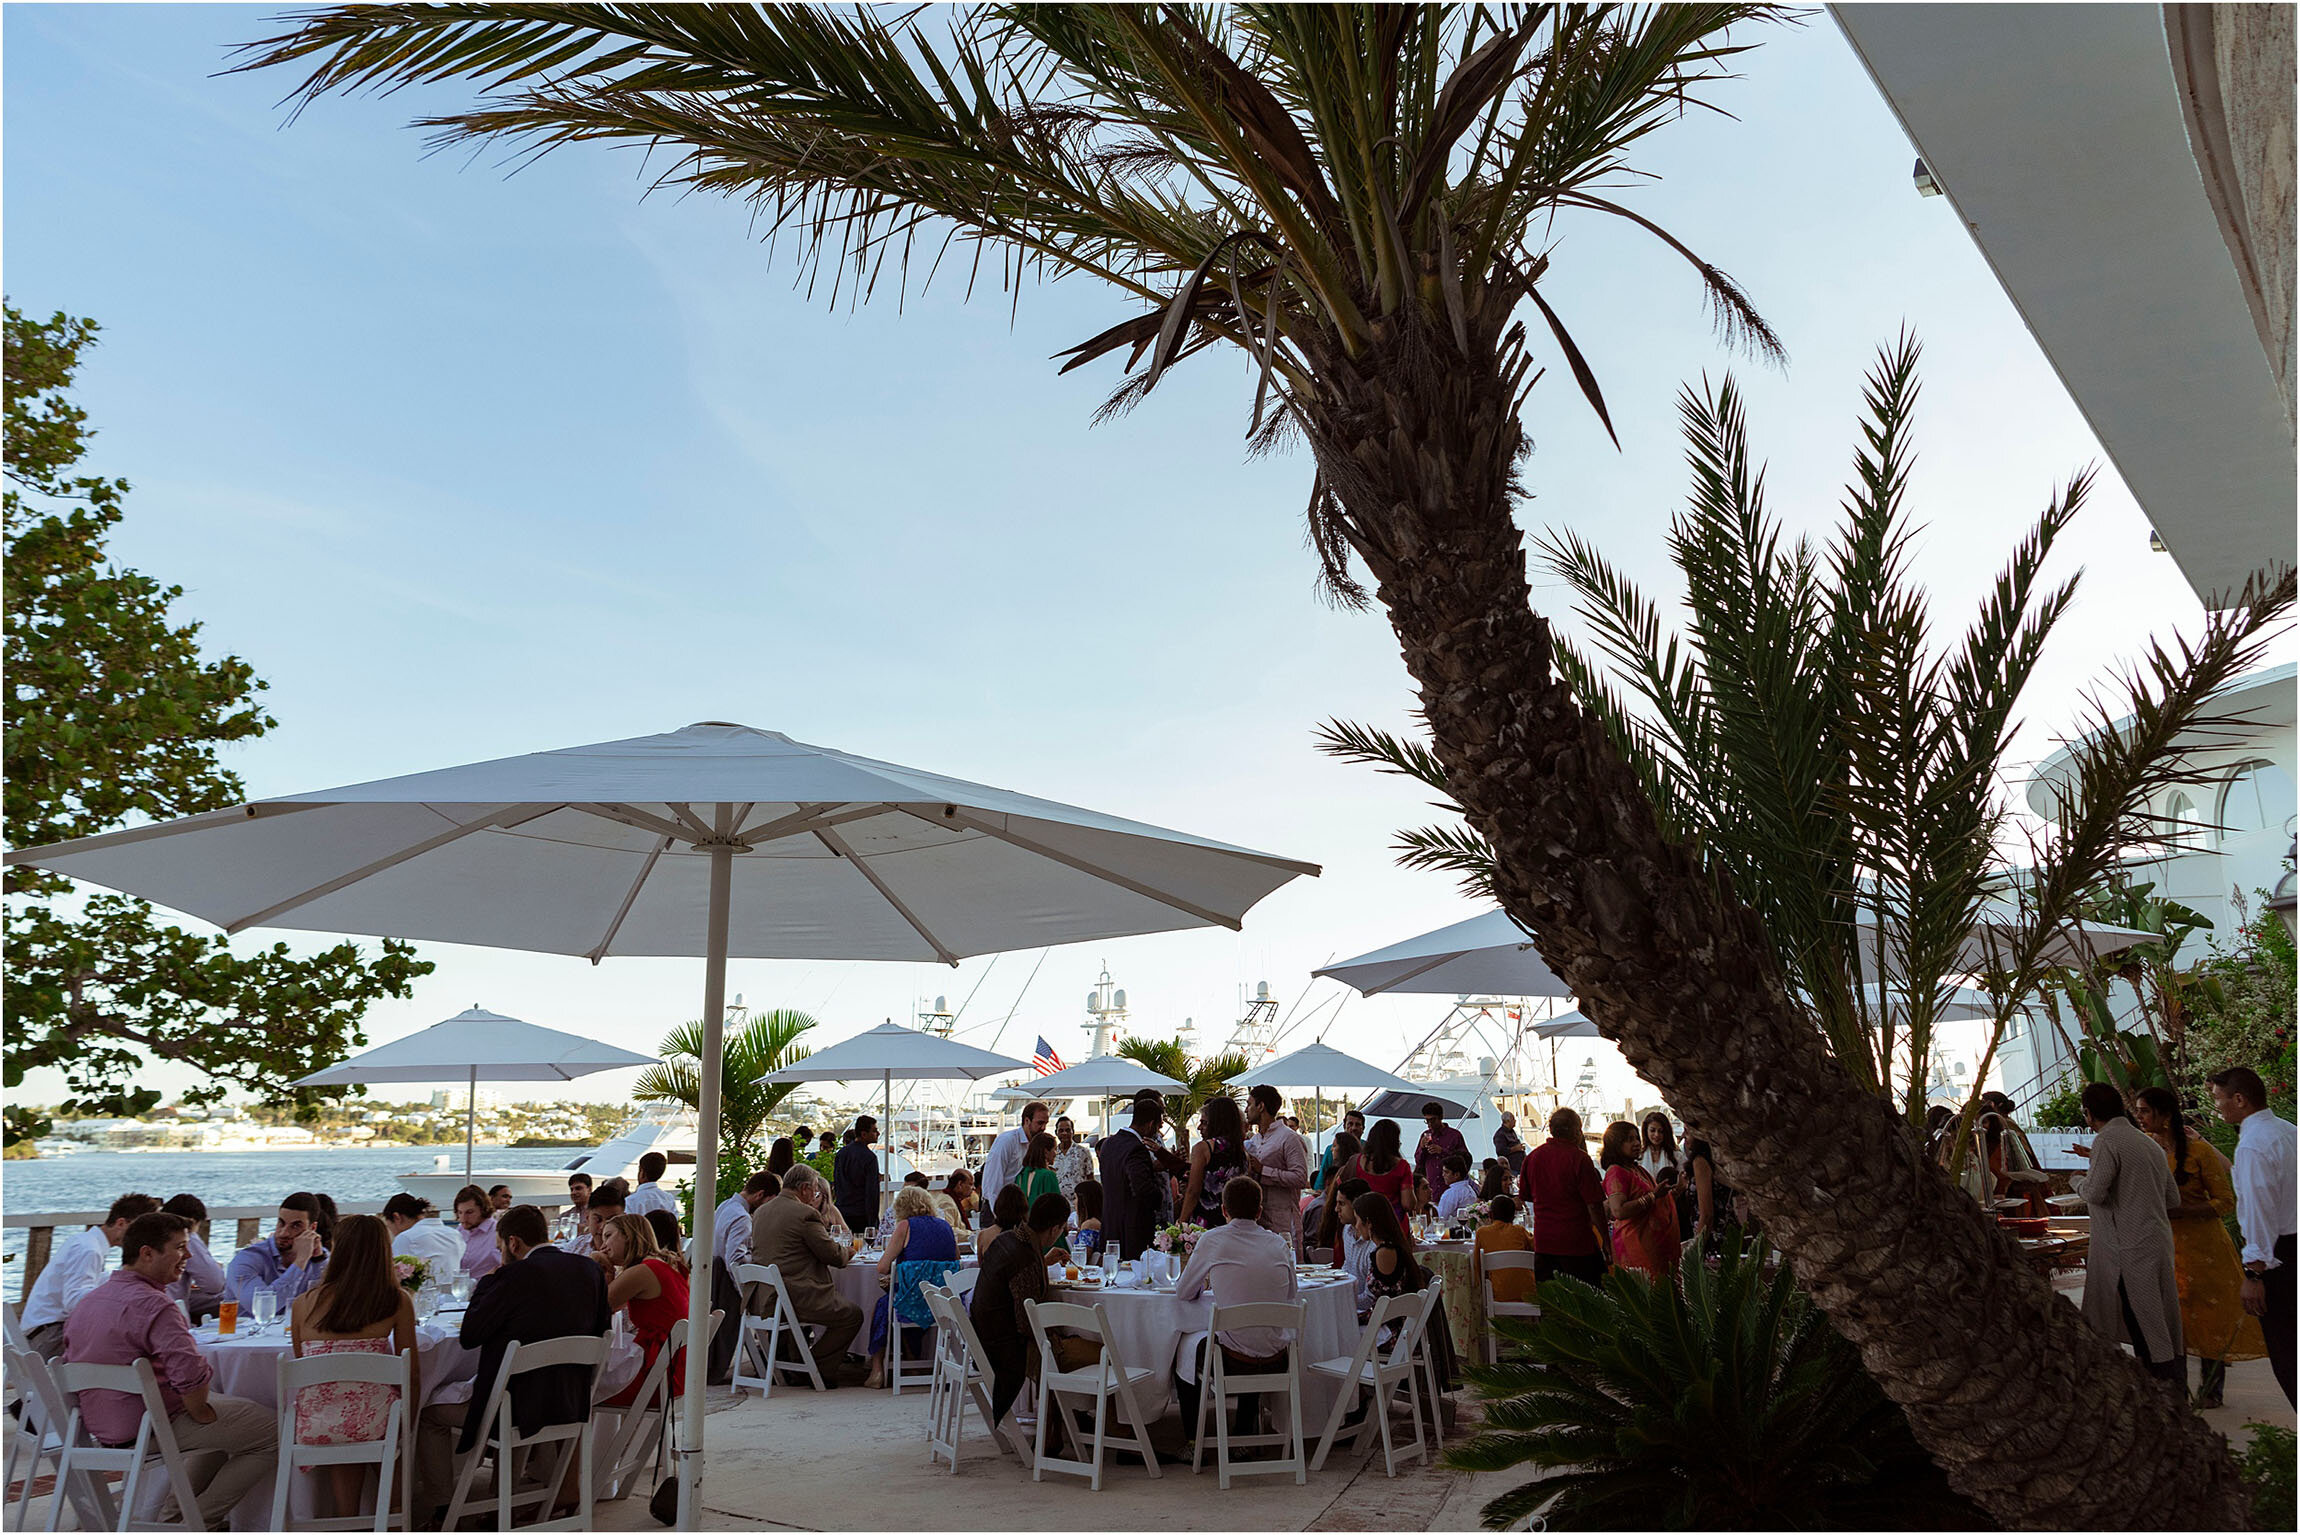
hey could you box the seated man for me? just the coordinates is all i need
[967,1190,1071,1430]
[225,1191,328,1312]
[709,1171,780,1381]
[415,1204,610,1522]
[383,1192,465,1285]
[66,1213,277,1527]
[1175,1177,1298,1437]
[21,1193,159,1358]
[560,1173,594,1252]
[162,1195,229,1324]
[1433,1151,1479,1226]
[744,1165,866,1381]
[487,1185,514,1213]
[451,1183,502,1280]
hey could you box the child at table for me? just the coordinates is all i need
[290,1214,417,1517]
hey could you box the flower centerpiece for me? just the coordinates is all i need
[393,1255,430,1294]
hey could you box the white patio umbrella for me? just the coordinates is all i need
[1243,1038,1422,1134]
[760,1021,1028,1196]
[3,720,1316,1528]
[293,1006,657,1179]
[1320,904,2156,1000]
[1532,1009,1600,1039]
[990,1055,1185,1136]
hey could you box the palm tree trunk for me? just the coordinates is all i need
[1309,316,2246,1528]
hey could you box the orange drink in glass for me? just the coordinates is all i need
[216,1300,238,1336]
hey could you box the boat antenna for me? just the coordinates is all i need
[982,947,1050,1055]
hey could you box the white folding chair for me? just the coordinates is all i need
[941,1269,979,1301]
[5,1330,99,1533]
[1307,1293,1427,1478]
[592,1312,720,1503]
[729,1264,825,1398]
[887,1265,962,1397]
[920,1289,1016,1472]
[1021,1300,1164,1491]
[1479,1250,1542,1365]
[270,1348,415,1532]
[1189,1302,1306,1490]
[48,1359,210,1532]
[1410,1278,1447,1448]
[439,1335,606,1533]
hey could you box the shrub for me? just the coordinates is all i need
[2240,1423,2295,1531]
[2030,1078,2086,1130]
[1446,1240,1988,1530]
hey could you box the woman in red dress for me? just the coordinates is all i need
[598,1213,690,1405]
[1598,1121,1681,1280]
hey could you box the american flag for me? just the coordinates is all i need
[1032,1036,1066,1075]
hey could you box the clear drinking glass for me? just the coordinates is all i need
[451,1272,473,1305]
[414,1285,438,1324]
[249,1289,278,1333]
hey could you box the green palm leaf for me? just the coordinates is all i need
[630,1007,815,1163]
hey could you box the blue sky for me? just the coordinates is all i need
[4,6,2250,1111]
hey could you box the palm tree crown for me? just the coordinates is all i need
[632,1007,815,1165]
[1115,1035,1249,1130]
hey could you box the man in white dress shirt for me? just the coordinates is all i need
[980,1101,1050,1203]
[1174,1177,1299,1439]
[382,1193,466,1292]
[626,1152,680,1227]
[22,1193,160,1357]
[2212,1065,2296,1405]
[707,1171,781,1383]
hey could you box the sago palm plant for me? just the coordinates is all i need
[232,7,2286,1520]
[1450,1241,1984,1530]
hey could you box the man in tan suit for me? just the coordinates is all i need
[744,1165,866,1380]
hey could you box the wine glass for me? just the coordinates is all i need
[249,1289,278,1334]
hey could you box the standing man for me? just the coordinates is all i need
[1051,1116,1096,1202]
[414,1204,610,1522]
[626,1152,679,1225]
[981,1100,1050,1203]
[1098,1091,1185,1259]
[21,1193,159,1358]
[1414,1102,1469,1200]
[66,1212,277,1528]
[1521,1109,1609,1283]
[1315,1109,1366,1192]
[226,1192,330,1312]
[2211,1065,2296,1404]
[2072,1083,2184,1385]
[833,1115,883,1233]
[1493,1111,1528,1178]
[1244,1084,1310,1254]
[383,1192,465,1290]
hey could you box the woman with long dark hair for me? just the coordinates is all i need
[765,1137,796,1179]
[1314,1131,1362,1250]
[1350,1186,1457,1391]
[2135,1086,2262,1407]
[1600,1121,1679,1280]
[1181,1096,1248,1226]
[1015,1133,1062,1207]
[1355,1118,1419,1221]
[290,1213,417,1513]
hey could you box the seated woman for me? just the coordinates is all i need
[1473,1195,1535,1304]
[641,1208,691,1276]
[977,1184,1029,1255]
[1072,1179,1105,1254]
[941,1168,979,1231]
[289,1214,418,1516]
[1351,1188,1456,1391]
[864,1185,961,1389]
[1331,1178,1375,1314]
[1476,1158,1512,1202]
[597,1214,691,1407]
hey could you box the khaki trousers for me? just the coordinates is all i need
[166,1394,277,1528]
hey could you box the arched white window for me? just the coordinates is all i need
[2217,760,2297,845]
[2164,790,2201,851]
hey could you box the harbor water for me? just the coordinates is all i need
[1,1145,580,1303]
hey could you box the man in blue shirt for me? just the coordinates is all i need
[225,1192,328,1310]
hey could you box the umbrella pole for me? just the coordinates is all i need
[464,1067,476,1181]
[677,841,734,1532]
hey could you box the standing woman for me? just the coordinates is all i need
[1600,1122,1681,1280]
[765,1138,797,1180]
[289,1214,417,1516]
[1014,1133,1062,1207]
[1355,1119,1420,1223]
[596,1213,691,1408]
[1180,1096,1249,1227]
[2136,1087,2263,1407]
[1638,1113,1681,1182]
[1681,1135,1740,1256]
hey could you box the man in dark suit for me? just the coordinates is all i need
[1097,1091,1187,1259]
[413,1203,610,1520]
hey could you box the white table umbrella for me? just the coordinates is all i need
[761,1021,1029,1193]
[1321,904,2155,1001]
[989,1055,1185,1136]
[3,720,1315,1528]
[1532,1009,1601,1039]
[293,1006,657,1179]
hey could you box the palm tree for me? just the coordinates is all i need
[1115,1035,1250,1132]
[231,9,2286,1520]
[631,1007,815,1170]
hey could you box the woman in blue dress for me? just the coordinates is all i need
[864,1185,960,1389]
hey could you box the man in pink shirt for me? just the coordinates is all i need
[1175,1177,1300,1439]
[64,1213,277,1527]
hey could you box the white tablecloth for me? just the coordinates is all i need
[1045,1272,1361,1422]
[199,1320,479,1412]
[829,1251,978,1355]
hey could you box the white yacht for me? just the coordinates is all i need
[394,1102,697,1206]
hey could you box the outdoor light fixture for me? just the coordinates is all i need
[1913,157,1942,197]
[2149,528,2168,552]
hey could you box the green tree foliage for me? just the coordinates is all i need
[1114,1036,1250,1133]
[2,304,431,1142]
[1447,1241,1987,1530]
[2241,1423,2297,1531]
[632,1007,816,1205]
[2181,900,2298,1133]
